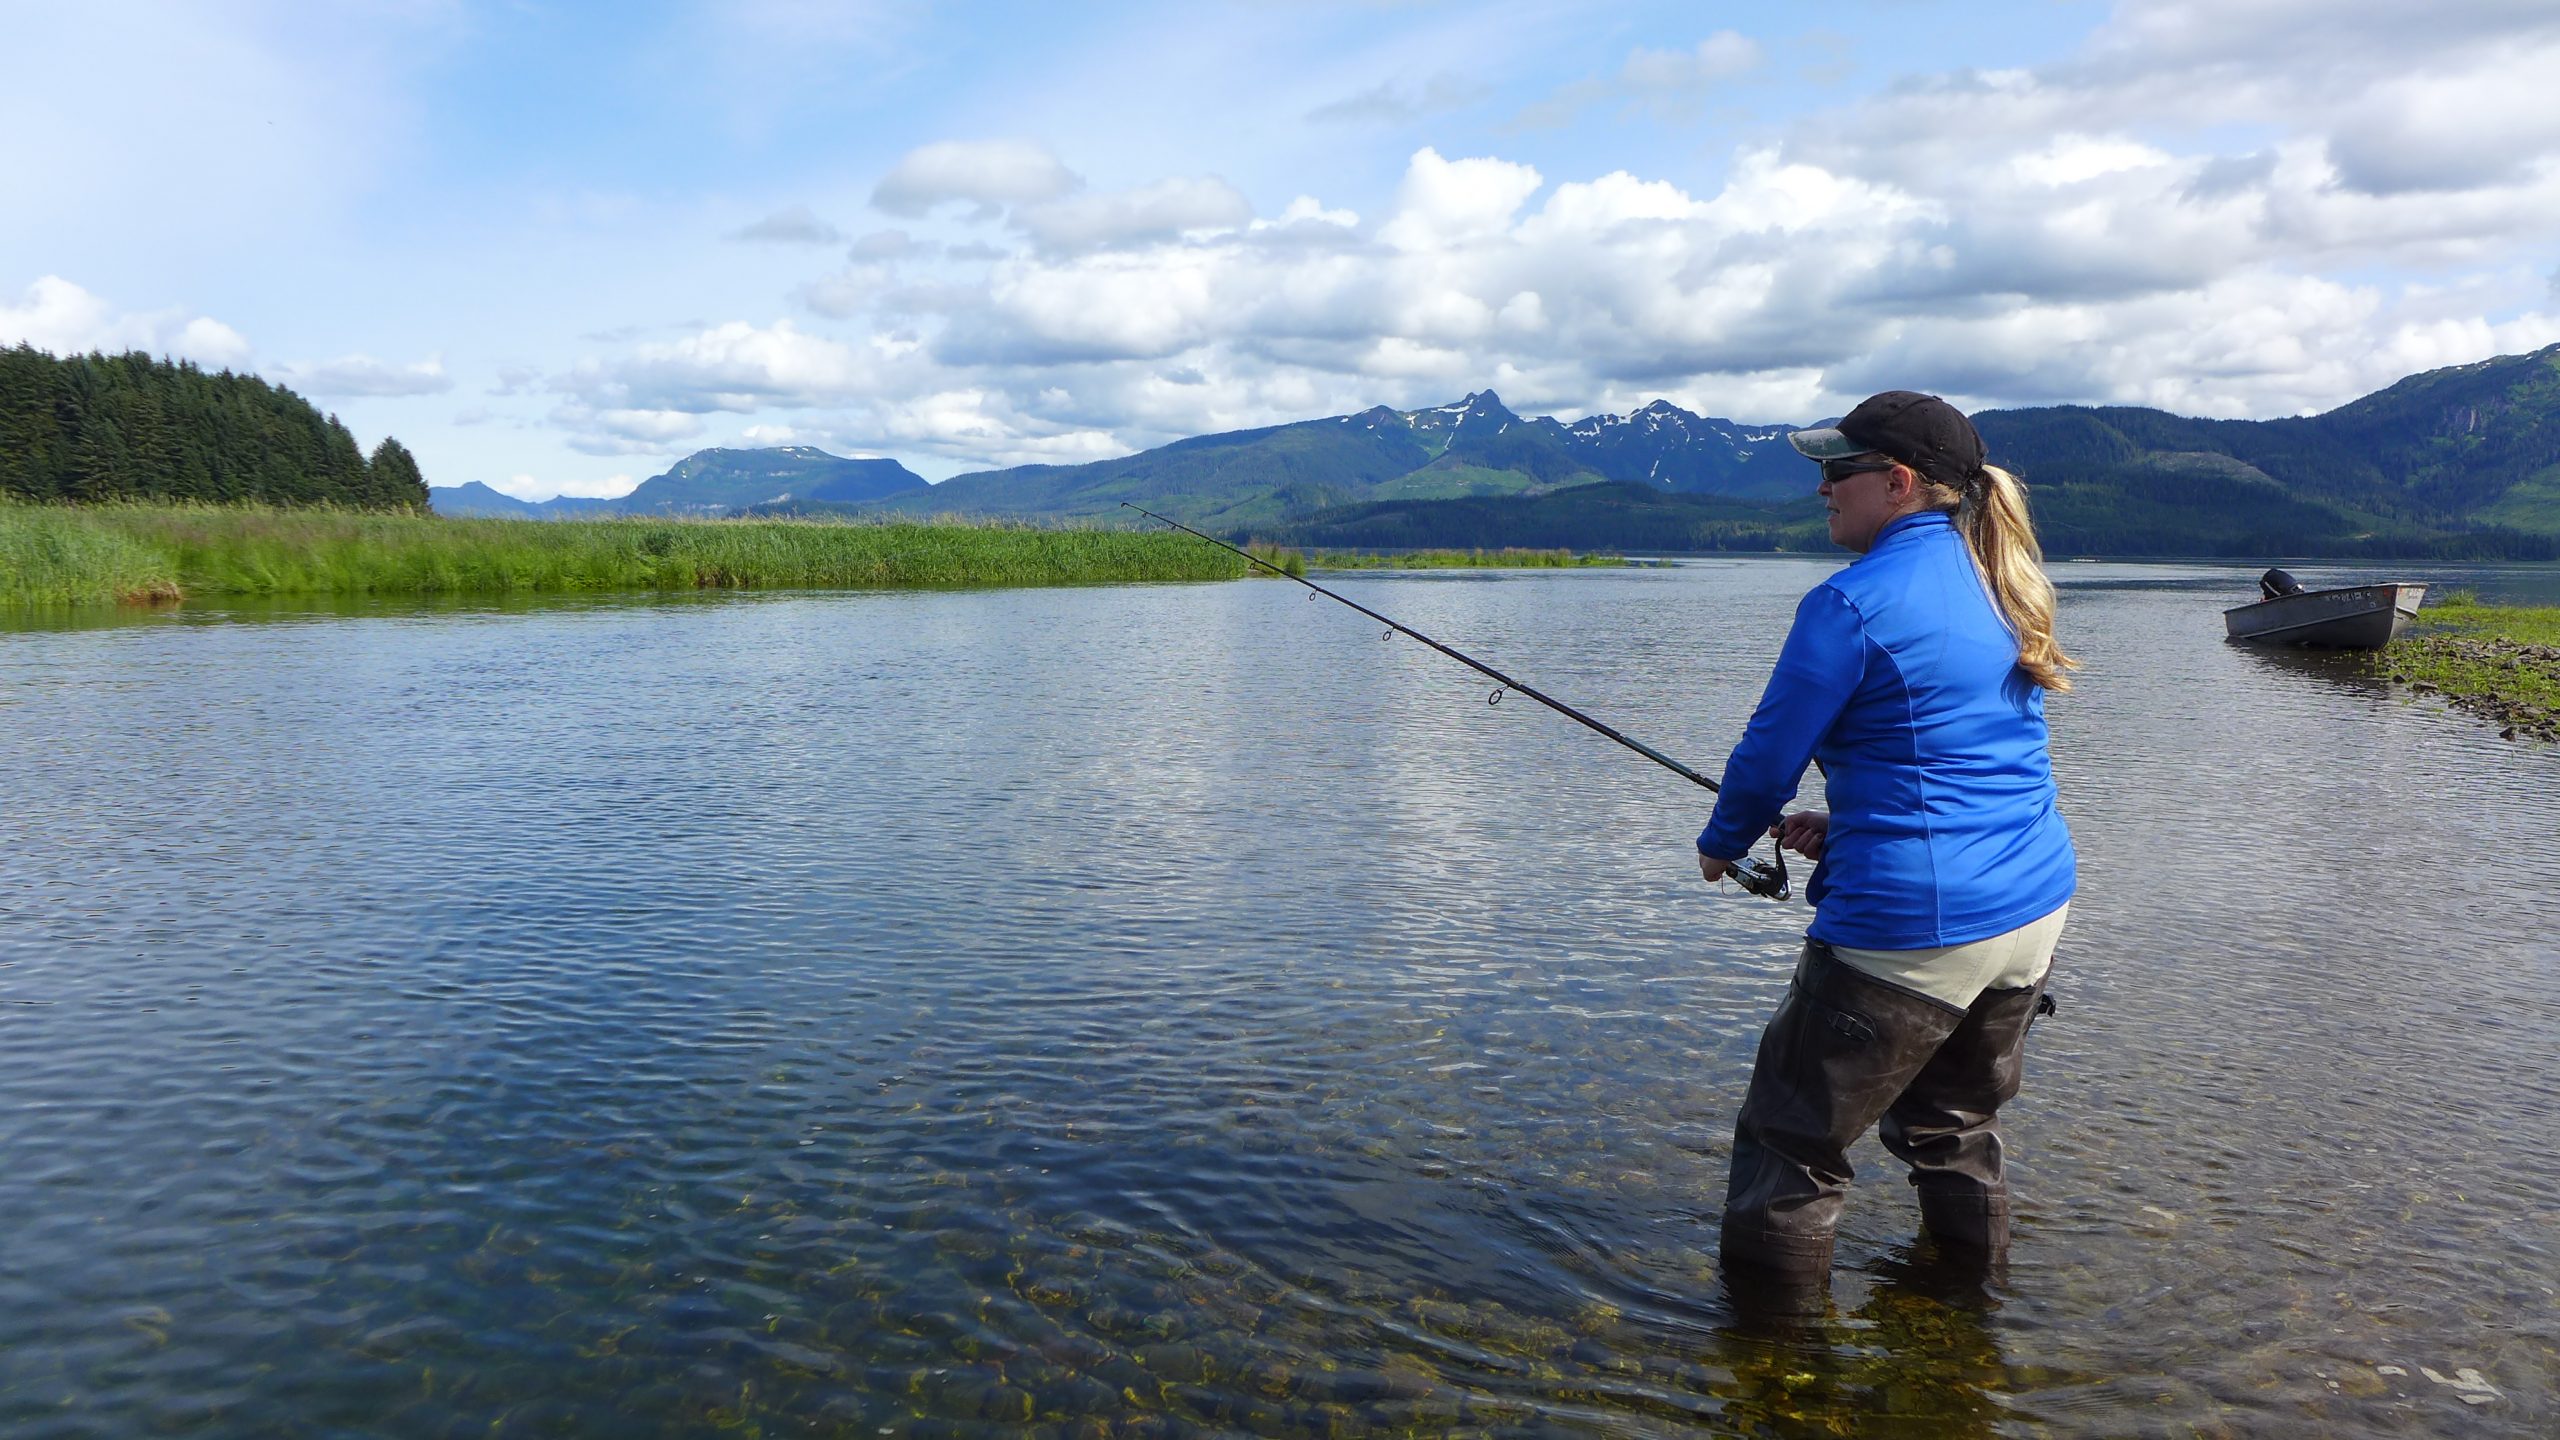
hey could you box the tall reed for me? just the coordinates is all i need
[0,504,180,604]
[0,501,1245,607]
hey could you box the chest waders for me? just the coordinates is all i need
[1719,940,2054,1318]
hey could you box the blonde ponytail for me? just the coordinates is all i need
[1917,464,2078,692]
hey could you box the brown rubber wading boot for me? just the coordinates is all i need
[1879,971,2050,1261]
[1719,941,1966,1309]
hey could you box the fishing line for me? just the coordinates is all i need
[1122,502,1791,901]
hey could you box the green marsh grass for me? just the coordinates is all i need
[0,501,1244,607]
[2416,589,2560,646]
[0,505,180,605]
[1242,542,1308,577]
[2373,589,2560,740]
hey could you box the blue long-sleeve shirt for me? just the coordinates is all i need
[1697,511,2076,948]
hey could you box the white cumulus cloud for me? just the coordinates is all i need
[0,276,251,366]
[872,140,1083,219]
[551,319,943,458]
[567,319,888,412]
[1378,149,1543,250]
[549,403,709,457]
[274,353,454,397]
[1014,177,1254,251]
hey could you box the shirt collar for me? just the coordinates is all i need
[1871,509,1954,549]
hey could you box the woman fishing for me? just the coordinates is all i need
[1693,390,2078,1309]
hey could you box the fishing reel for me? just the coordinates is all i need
[1728,849,1792,901]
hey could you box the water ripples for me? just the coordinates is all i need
[3,565,2555,1436]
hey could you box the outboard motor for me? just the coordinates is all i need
[2260,567,2306,601]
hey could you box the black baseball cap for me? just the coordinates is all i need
[1788,391,1986,489]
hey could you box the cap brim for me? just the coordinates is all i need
[1786,426,1868,461]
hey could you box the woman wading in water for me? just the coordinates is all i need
[1694,390,2078,1311]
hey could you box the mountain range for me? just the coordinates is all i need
[846,390,1809,529]
[430,446,925,519]
[430,342,2560,558]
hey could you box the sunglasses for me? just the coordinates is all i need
[1820,456,1900,485]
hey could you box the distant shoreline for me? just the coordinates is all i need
[1253,545,1624,575]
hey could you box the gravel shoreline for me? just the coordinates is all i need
[2377,634,2560,742]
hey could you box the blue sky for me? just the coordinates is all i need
[10,0,2560,497]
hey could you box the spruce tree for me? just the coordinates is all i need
[367,436,429,511]
[0,346,423,510]
[0,346,65,499]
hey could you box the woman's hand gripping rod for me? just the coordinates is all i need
[1122,503,1791,901]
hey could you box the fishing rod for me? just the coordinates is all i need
[1122,502,1791,901]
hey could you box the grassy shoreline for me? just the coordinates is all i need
[2377,592,2560,741]
[0,501,1245,606]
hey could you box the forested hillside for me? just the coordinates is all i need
[0,345,426,511]
[1270,482,1822,553]
[863,405,1447,528]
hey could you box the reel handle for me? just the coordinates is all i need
[1729,850,1792,901]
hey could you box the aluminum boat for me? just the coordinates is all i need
[2223,568,2425,649]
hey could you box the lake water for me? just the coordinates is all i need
[2,559,2555,1438]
